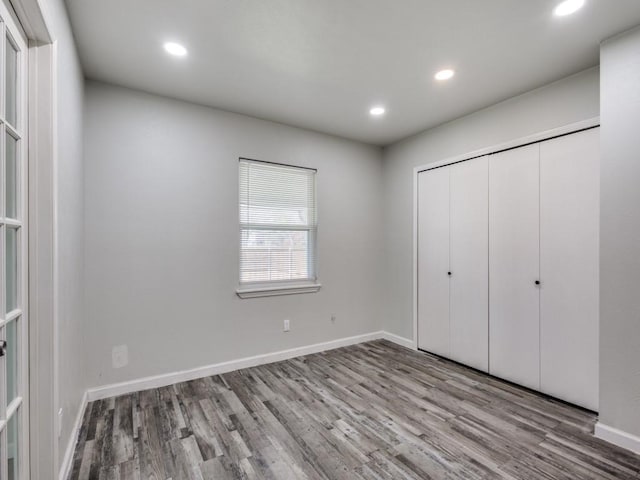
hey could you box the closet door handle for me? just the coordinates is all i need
[535,280,541,286]
[447,272,452,276]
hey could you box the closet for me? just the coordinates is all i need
[417,156,489,372]
[539,129,599,410]
[417,127,599,410]
[489,143,541,391]
[417,166,450,359]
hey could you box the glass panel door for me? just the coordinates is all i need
[0,1,27,478]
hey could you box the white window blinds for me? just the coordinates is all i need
[239,159,317,285]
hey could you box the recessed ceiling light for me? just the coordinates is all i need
[370,106,386,117]
[435,69,455,81]
[164,42,188,57]
[554,0,585,17]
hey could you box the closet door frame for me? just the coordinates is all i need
[412,117,599,351]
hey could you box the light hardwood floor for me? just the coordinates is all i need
[68,340,640,479]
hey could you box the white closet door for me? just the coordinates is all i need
[450,156,489,372]
[540,128,599,411]
[417,167,450,357]
[489,144,541,390]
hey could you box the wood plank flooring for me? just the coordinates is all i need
[68,340,640,479]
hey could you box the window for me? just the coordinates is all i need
[237,158,320,298]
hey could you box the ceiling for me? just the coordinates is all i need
[65,0,640,146]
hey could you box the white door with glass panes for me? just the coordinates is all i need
[0,1,27,479]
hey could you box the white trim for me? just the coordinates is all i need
[27,36,57,480]
[381,331,416,350]
[412,161,419,350]
[412,117,600,352]
[59,331,413,476]
[58,391,87,480]
[9,0,52,43]
[51,38,61,475]
[413,117,599,175]
[594,422,640,454]
[86,330,412,401]
[236,282,322,298]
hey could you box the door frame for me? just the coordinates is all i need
[412,117,599,352]
[8,0,56,478]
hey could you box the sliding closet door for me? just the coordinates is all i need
[417,167,450,356]
[540,128,599,410]
[449,156,489,372]
[489,144,540,390]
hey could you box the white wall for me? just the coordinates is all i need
[381,67,600,339]
[83,81,384,387]
[600,26,640,438]
[47,0,87,469]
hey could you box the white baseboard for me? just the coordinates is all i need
[66,334,640,480]
[86,331,414,402]
[59,330,414,476]
[380,331,416,350]
[595,422,640,454]
[58,390,88,480]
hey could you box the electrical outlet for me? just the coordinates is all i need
[112,345,129,369]
[283,319,290,332]
[58,408,63,437]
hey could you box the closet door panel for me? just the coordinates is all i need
[540,128,599,411]
[489,144,541,390]
[450,156,489,372]
[417,168,450,357]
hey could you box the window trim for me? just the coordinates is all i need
[236,281,322,299]
[238,156,317,172]
[237,158,320,298]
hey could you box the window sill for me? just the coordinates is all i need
[236,282,322,299]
